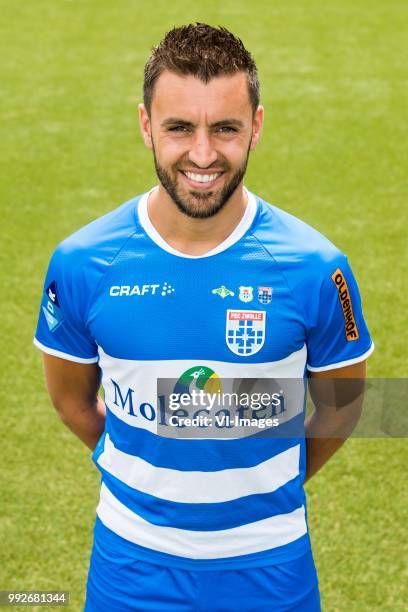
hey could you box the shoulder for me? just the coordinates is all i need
[250,195,347,276]
[54,194,142,266]
[249,195,352,328]
[45,194,144,305]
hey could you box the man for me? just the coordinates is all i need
[34,23,374,611]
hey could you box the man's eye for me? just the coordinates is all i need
[168,126,190,132]
[216,126,237,134]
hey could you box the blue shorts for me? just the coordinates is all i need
[84,518,321,611]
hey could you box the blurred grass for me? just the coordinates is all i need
[1,0,407,609]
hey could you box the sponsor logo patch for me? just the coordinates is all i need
[212,285,235,299]
[46,280,60,306]
[174,366,223,395]
[42,281,63,332]
[226,309,266,356]
[331,268,359,341]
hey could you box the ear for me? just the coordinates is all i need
[138,103,153,149]
[250,105,264,150]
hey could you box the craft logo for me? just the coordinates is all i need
[226,309,266,356]
[331,268,359,341]
[109,282,175,297]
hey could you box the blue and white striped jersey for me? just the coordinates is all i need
[34,188,374,569]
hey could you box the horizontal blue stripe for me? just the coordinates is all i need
[105,407,305,471]
[99,471,303,531]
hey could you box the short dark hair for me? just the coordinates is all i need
[143,23,260,115]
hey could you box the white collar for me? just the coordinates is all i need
[137,186,257,259]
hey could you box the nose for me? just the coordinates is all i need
[188,129,218,168]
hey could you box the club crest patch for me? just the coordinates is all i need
[238,286,253,303]
[226,309,266,356]
[258,286,273,304]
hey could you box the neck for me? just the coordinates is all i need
[147,183,248,256]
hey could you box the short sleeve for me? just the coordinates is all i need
[33,245,99,363]
[306,255,374,371]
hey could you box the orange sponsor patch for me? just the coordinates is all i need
[331,268,360,341]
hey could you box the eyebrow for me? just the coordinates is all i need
[161,117,245,128]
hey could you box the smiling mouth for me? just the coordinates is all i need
[183,171,221,183]
[179,170,224,188]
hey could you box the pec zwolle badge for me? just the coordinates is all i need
[226,310,266,356]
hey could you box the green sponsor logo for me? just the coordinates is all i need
[212,285,235,299]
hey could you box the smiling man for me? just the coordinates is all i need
[34,24,374,611]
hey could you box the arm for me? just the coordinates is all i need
[304,359,366,483]
[42,353,106,450]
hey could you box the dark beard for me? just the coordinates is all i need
[152,145,250,219]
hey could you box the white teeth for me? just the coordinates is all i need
[184,172,220,183]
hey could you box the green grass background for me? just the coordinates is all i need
[1,0,407,609]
